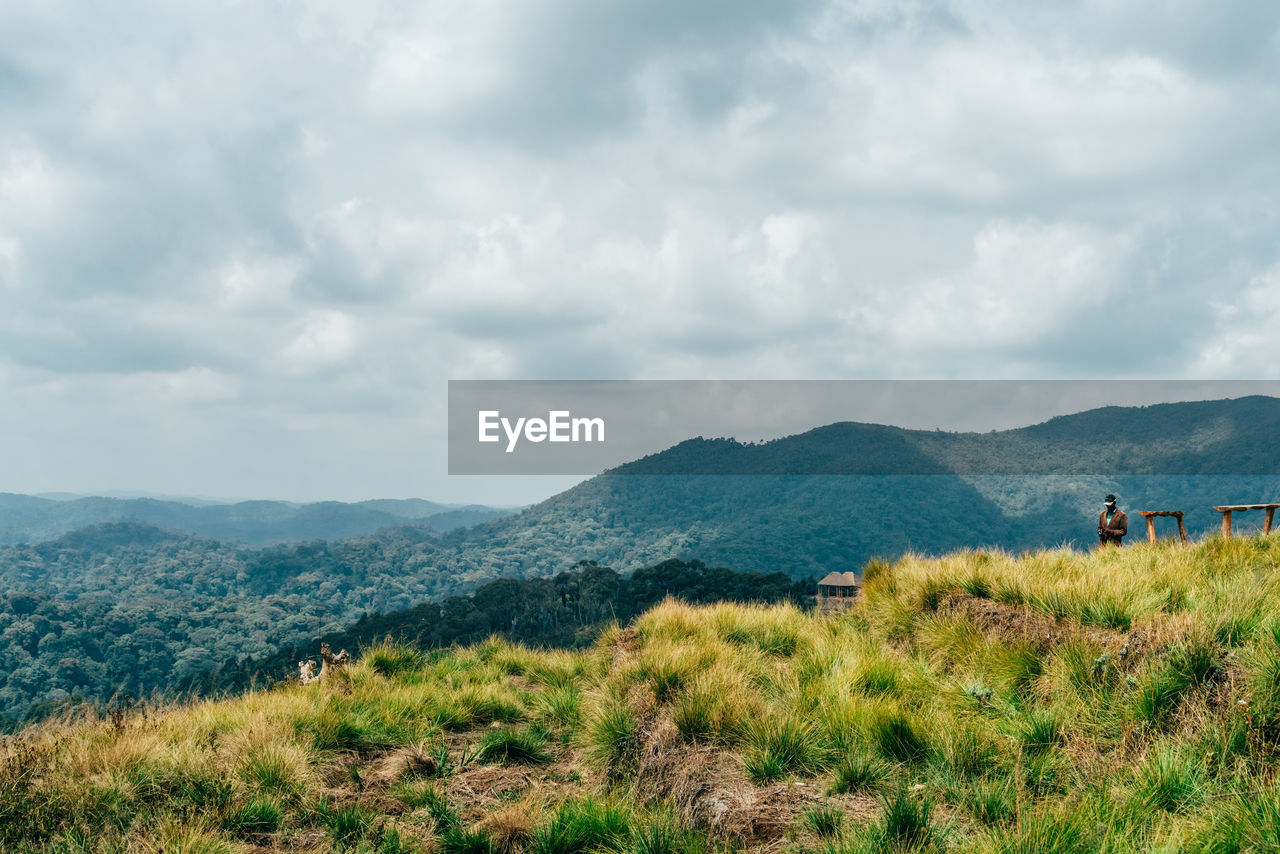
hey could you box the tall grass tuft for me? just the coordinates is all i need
[526,797,633,854]
[869,710,930,764]
[364,639,427,677]
[1132,747,1205,813]
[476,728,552,766]
[804,804,844,839]
[829,750,890,795]
[742,715,826,783]
[583,694,641,777]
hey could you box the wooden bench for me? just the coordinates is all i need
[1212,504,1280,537]
[1138,511,1187,544]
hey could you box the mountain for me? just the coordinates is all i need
[8,537,1280,851]
[0,494,514,545]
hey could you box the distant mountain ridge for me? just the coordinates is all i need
[0,494,514,545]
[611,395,1280,475]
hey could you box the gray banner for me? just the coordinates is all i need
[447,380,1280,475]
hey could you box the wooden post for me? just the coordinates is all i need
[1145,516,1156,543]
[1267,507,1276,535]
[1177,515,1187,544]
[1222,510,1233,538]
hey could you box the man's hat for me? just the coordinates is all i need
[1105,494,1117,503]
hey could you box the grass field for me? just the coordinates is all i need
[5,534,1280,852]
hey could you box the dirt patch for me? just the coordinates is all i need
[632,716,876,849]
[939,593,1128,650]
[446,758,587,822]
[612,626,641,669]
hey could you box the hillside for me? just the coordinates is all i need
[0,494,512,546]
[183,558,814,699]
[6,535,1280,852]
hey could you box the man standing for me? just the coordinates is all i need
[1098,494,1127,546]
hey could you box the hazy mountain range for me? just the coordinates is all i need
[0,494,515,546]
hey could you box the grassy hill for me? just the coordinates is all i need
[7,534,1280,852]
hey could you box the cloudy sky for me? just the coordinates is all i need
[1,1,1278,505]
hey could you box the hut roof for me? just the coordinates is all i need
[818,571,859,587]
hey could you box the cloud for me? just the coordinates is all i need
[0,0,1277,501]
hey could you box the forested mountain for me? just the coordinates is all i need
[436,395,1280,580]
[0,494,512,546]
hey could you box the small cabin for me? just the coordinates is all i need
[817,571,859,601]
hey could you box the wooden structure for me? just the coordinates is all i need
[1138,510,1188,544]
[1213,504,1280,538]
[817,571,859,607]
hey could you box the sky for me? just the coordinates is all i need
[1,1,1278,505]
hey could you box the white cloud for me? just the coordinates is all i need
[0,0,1278,500]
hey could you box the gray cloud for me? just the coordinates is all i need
[1,0,1278,503]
